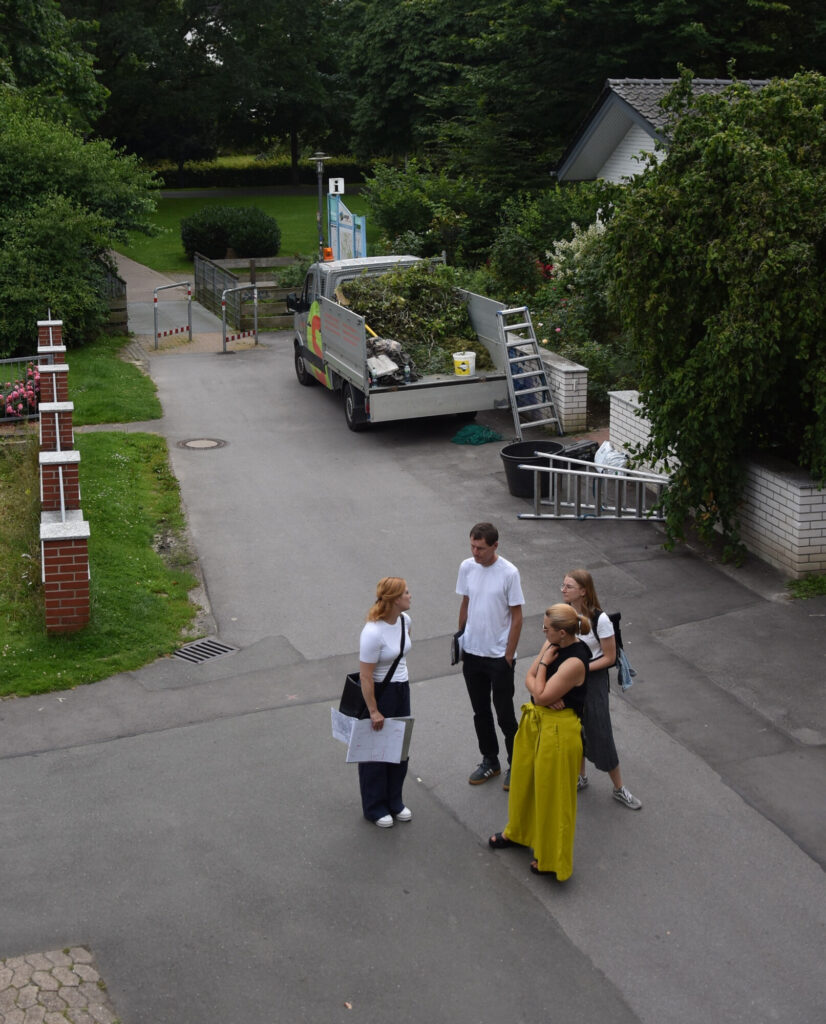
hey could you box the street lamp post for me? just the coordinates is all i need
[311,151,330,261]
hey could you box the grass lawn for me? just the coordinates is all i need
[0,337,199,698]
[69,334,163,425]
[118,192,375,274]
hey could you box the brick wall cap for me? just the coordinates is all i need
[40,514,90,541]
[538,348,587,373]
[609,389,642,404]
[39,450,81,465]
[38,363,69,373]
[39,401,75,413]
[37,319,64,327]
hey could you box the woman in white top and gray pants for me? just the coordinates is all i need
[561,569,642,810]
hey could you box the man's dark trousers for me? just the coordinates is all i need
[462,653,518,765]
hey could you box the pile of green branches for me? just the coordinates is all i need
[339,261,493,375]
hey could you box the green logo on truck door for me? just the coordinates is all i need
[307,300,332,388]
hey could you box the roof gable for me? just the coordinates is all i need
[556,77,769,183]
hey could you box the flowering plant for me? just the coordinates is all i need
[1,363,40,420]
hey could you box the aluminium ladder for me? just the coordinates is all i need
[496,306,563,439]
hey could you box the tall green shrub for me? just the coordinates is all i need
[180,206,281,259]
[608,70,826,555]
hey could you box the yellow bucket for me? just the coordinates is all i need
[453,351,476,376]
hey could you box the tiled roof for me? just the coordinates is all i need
[608,78,770,131]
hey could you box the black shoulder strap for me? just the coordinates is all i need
[607,611,623,650]
[380,615,407,685]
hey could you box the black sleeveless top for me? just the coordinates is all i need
[550,640,590,718]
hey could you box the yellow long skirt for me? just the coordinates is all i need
[504,704,582,880]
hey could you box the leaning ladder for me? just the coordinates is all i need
[496,307,562,439]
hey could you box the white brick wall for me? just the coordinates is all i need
[539,349,588,433]
[608,390,826,577]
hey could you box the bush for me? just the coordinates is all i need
[361,159,498,265]
[180,206,281,260]
[487,182,620,294]
[224,207,282,258]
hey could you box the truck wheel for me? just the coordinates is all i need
[344,383,368,432]
[294,345,315,387]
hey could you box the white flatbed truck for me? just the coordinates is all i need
[286,255,510,431]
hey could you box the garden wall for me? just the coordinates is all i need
[539,349,588,434]
[36,320,91,632]
[608,390,826,577]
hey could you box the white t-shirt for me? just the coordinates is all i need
[579,611,613,661]
[456,556,524,658]
[359,613,411,682]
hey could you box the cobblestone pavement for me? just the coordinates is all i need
[0,948,119,1024]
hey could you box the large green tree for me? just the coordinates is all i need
[60,0,229,169]
[0,0,107,129]
[338,0,476,161]
[0,91,158,355]
[63,0,344,175]
[608,70,826,554]
[204,0,342,181]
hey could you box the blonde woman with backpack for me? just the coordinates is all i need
[561,569,642,810]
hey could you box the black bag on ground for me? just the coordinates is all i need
[339,618,406,719]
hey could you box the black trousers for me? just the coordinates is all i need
[462,653,518,765]
[358,681,410,821]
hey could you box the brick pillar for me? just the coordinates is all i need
[40,516,91,633]
[37,320,66,362]
[38,364,69,403]
[39,404,75,451]
[39,452,81,511]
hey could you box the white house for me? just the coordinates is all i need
[555,78,768,183]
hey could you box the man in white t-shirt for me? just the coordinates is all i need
[456,522,524,789]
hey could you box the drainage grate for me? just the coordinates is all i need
[172,637,239,664]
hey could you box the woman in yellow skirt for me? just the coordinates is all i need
[489,604,590,879]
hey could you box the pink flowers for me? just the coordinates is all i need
[1,362,40,420]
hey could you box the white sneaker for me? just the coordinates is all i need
[374,814,394,828]
[613,785,642,810]
[395,806,413,822]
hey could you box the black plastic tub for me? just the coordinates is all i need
[500,440,565,498]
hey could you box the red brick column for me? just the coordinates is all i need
[39,404,75,451]
[37,319,66,361]
[40,520,91,633]
[39,452,81,511]
[38,365,69,403]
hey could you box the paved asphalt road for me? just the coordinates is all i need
[1,258,824,1024]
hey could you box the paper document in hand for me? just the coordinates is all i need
[331,707,356,745]
[345,717,414,763]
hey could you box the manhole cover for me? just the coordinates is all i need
[177,438,227,450]
[172,638,238,664]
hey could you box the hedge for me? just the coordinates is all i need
[150,156,369,190]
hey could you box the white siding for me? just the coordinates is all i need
[598,125,663,183]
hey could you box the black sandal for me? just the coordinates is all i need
[488,832,514,849]
[530,860,553,875]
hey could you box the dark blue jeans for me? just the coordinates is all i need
[358,681,411,821]
[462,653,518,765]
